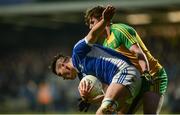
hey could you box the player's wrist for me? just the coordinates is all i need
[142,70,154,84]
[142,70,151,77]
[78,98,91,112]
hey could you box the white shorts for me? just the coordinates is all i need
[111,65,141,103]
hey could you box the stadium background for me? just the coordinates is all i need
[0,0,179,114]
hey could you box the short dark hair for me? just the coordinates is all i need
[84,5,105,26]
[49,53,65,75]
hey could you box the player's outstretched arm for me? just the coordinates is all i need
[86,5,115,44]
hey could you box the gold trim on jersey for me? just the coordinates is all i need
[107,33,115,44]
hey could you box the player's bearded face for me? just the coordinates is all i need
[56,57,77,80]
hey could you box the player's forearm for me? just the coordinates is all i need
[130,44,149,72]
[137,52,150,72]
[86,5,115,44]
[86,19,107,44]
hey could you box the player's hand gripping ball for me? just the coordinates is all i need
[80,75,103,98]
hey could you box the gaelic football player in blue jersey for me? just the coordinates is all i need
[50,5,142,114]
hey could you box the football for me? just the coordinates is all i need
[80,75,104,98]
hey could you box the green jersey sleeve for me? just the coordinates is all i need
[111,24,138,49]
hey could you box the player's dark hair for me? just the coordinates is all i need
[84,5,105,26]
[49,53,65,75]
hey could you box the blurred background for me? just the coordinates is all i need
[0,0,180,114]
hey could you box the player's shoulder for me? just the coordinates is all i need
[74,38,86,49]
[111,23,133,29]
[111,23,136,34]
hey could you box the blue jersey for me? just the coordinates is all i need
[72,38,133,85]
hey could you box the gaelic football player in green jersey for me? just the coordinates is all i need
[84,5,168,114]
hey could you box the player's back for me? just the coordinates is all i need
[72,39,133,84]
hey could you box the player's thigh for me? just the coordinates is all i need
[143,91,164,114]
[96,83,131,114]
[104,83,131,106]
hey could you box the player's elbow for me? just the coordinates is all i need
[86,33,97,44]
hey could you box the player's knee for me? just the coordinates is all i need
[100,98,119,114]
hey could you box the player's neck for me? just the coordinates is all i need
[97,38,104,45]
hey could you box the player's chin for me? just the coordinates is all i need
[70,70,77,79]
[69,74,76,80]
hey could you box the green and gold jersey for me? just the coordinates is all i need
[102,23,162,76]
